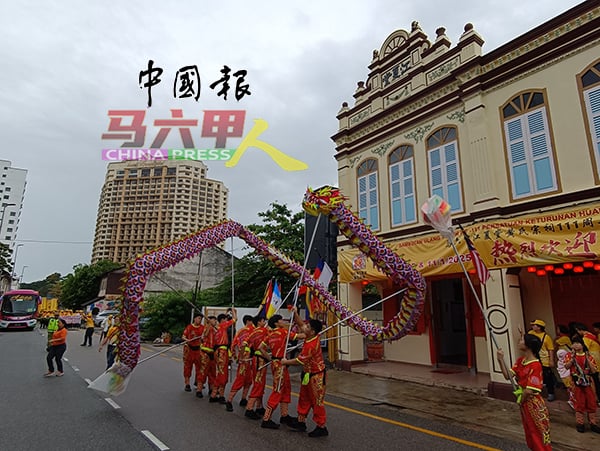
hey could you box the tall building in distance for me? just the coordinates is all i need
[92,160,228,263]
[0,159,27,248]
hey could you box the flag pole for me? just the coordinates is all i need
[259,288,405,371]
[276,213,322,390]
[447,233,516,391]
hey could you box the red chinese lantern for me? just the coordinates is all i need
[527,266,537,273]
[554,268,564,275]
[544,265,554,271]
[468,269,476,274]
[594,264,600,271]
[536,269,546,276]
[563,263,573,270]
[573,266,584,273]
[361,279,370,286]
[583,261,594,268]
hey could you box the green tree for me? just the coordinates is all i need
[142,291,194,340]
[20,272,62,297]
[0,243,13,275]
[200,202,305,308]
[60,260,122,310]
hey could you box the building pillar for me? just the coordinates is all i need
[484,268,525,400]
[336,282,364,370]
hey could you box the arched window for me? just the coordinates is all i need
[501,90,558,199]
[578,61,600,180]
[426,127,462,212]
[357,159,379,230]
[388,145,416,226]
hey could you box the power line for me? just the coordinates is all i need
[14,239,92,244]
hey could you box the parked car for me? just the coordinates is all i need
[94,310,119,327]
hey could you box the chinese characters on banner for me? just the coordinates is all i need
[139,60,251,107]
[337,204,600,282]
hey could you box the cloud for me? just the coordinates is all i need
[0,0,583,281]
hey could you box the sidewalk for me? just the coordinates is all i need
[324,361,598,451]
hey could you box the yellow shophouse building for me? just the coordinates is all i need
[332,1,600,396]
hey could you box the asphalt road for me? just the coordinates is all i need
[0,326,529,451]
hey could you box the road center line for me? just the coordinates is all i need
[141,430,170,450]
[266,384,500,451]
[104,398,121,409]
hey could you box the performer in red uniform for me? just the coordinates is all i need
[564,336,600,433]
[497,331,552,450]
[244,315,269,419]
[210,308,237,403]
[200,315,217,400]
[182,314,205,398]
[259,314,305,429]
[283,317,328,437]
[225,315,255,411]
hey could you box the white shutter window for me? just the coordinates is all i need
[584,86,600,177]
[428,142,462,212]
[357,172,379,230]
[389,158,416,226]
[504,106,557,199]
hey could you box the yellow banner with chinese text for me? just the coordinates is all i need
[339,203,600,283]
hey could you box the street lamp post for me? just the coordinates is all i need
[19,265,28,287]
[12,243,23,288]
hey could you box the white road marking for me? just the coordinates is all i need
[63,358,69,362]
[84,378,92,385]
[104,398,121,409]
[141,430,170,450]
[72,366,80,372]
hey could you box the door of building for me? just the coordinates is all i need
[431,278,468,366]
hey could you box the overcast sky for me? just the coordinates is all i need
[0,0,584,282]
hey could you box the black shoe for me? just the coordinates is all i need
[279,415,297,425]
[591,424,600,434]
[208,397,219,403]
[261,420,280,429]
[225,401,234,412]
[184,384,191,392]
[308,426,329,437]
[88,344,92,347]
[288,420,307,432]
[196,391,203,398]
[576,424,585,433]
[245,410,261,420]
[255,407,266,416]
[239,398,248,407]
[218,396,226,404]
[80,344,86,346]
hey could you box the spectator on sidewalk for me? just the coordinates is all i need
[44,318,68,377]
[555,325,574,409]
[528,319,556,401]
[564,336,600,433]
[497,330,552,450]
[573,323,600,405]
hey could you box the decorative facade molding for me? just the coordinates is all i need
[349,155,362,168]
[427,57,460,83]
[385,84,411,106]
[404,122,434,143]
[460,7,599,82]
[350,107,371,125]
[446,108,466,123]
[371,140,395,157]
